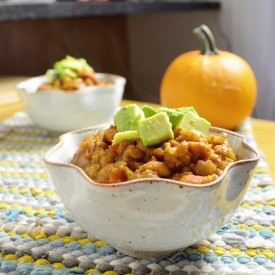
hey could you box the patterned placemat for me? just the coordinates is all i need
[0,112,274,275]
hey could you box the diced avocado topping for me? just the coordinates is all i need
[54,56,93,73]
[60,68,78,79]
[142,105,157,118]
[45,55,94,83]
[112,131,139,145]
[138,112,174,147]
[114,104,145,132]
[45,69,60,83]
[179,111,211,134]
[112,104,211,147]
[176,106,198,116]
[157,107,184,130]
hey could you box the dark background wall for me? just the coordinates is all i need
[0,10,224,104]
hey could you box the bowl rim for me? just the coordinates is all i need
[43,124,260,188]
[16,73,127,94]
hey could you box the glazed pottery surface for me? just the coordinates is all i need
[44,125,259,258]
[16,74,126,133]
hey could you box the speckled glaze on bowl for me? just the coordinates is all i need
[43,125,259,258]
[16,74,126,133]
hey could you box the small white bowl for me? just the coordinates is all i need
[44,125,259,258]
[16,74,126,133]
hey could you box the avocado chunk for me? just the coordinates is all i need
[138,112,174,147]
[142,105,157,118]
[60,68,78,79]
[112,131,139,145]
[157,107,184,129]
[114,104,145,132]
[178,111,211,134]
[45,69,60,83]
[46,56,95,83]
[176,106,198,116]
[54,56,94,73]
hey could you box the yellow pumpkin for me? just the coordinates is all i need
[160,25,257,130]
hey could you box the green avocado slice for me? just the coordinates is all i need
[142,105,157,118]
[179,111,211,134]
[114,104,145,132]
[176,106,198,116]
[45,69,60,83]
[112,131,139,145]
[60,68,78,79]
[138,112,174,147]
[157,107,184,129]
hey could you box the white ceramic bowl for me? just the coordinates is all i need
[44,125,259,258]
[16,74,126,133]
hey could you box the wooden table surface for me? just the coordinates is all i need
[1,76,274,180]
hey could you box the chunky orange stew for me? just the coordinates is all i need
[38,55,113,92]
[71,125,237,184]
[38,74,113,92]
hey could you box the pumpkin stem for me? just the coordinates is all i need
[193,24,219,55]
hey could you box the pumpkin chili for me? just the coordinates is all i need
[71,125,237,184]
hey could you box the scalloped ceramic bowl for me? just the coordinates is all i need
[16,74,126,133]
[44,124,259,258]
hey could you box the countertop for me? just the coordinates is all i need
[0,76,274,181]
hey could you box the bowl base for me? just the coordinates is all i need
[115,246,185,259]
